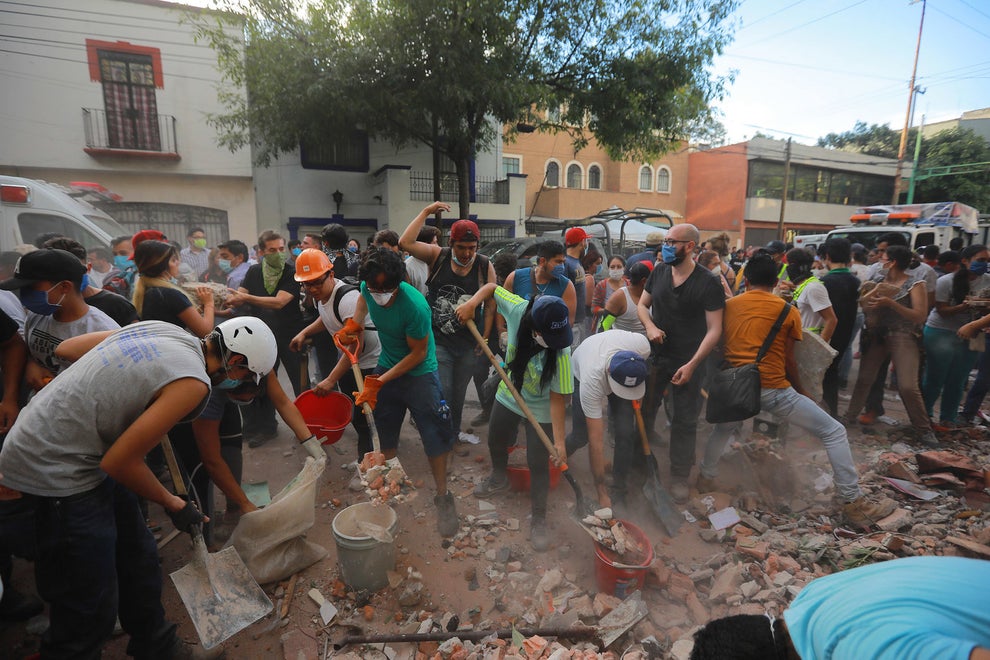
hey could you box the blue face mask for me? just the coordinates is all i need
[551,264,566,279]
[21,283,65,316]
[348,246,359,253]
[114,255,134,270]
[79,273,89,292]
[661,244,683,265]
[291,247,302,257]
[218,259,233,273]
[215,378,242,390]
[970,261,988,276]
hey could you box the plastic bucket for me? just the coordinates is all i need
[294,390,353,444]
[593,519,654,599]
[331,503,398,592]
[505,446,561,492]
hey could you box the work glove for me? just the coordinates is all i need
[353,375,384,410]
[334,318,363,347]
[167,499,205,536]
[300,435,326,459]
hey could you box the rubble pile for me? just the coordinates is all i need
[358,453,415,504]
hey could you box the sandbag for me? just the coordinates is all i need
[794,331,838,404]
[225,455,328,584]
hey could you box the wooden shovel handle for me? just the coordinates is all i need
[334,334,382,453]
[160,436,187,497]
[632,400,652,458]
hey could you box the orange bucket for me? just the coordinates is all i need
[593,519,654,598]
[293,390,353,445]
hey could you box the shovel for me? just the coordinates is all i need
[464,318,596,517]
[160,437,272,649]
[632,399,682,535]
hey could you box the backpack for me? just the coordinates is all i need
[330,283,358,325]
[425,247,490,289]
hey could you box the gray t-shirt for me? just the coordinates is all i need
[925,273,990,332]
[0,321,211,497]
[25,306,120,375]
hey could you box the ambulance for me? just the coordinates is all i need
[825,201,979,252]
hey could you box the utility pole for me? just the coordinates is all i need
[777,138,792,241]
[892,0,926,203]
[907,114,925,204]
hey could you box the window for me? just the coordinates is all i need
[545,161,560,187]
[747,160,894,207]
[502,156,521,176]
[97,49,160,151]
[639,166,653,191]
[18,212,106,248]
[656,167,671,193]
[300,130,369,171]
[588,165,602,190]
[566,163,582,188]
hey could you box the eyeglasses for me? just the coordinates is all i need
[662,239,690,247]
[301,274,329,290]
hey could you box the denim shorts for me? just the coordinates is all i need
[374,369,454,457]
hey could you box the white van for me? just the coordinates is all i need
[0,176,128,251]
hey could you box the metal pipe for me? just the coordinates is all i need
[333,625,599,650]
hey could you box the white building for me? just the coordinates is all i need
[0,0,256,245]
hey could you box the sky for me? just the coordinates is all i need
[713,0,990,145]
[169,0,990,147]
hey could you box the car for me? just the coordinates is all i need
[479,236,608,268]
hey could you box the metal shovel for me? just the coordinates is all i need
[632,400,682,535]
[160,437,272,650]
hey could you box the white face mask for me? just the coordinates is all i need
[710,265,721,274]
[533,333,549,349]
[608,268,624,280]
[370,290,395,306]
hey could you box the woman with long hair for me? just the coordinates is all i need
[132,240,215,338]
[697,250,734,299]
[456,286,574,552]
[845,245,937,447]
[592,255,626,326]
[600,261,653,335]
[922,243,990,428]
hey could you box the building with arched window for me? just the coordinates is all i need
[656,167,671,193]
[545,160,560,187]
[566,162,583,188]
[588,164,602,190]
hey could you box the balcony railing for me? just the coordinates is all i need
[82,108,178,156]
[409,171,509,204]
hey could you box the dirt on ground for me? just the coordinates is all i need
[3,367,988,659]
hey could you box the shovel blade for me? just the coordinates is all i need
[642,459,683,536]
[170,546,272,649]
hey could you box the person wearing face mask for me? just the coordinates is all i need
[784,247,837,342]
[563,227,590,336]
[102,230,166,301]
[43,237,139,328]
[347,238,361,254]
[696,250,733,300]
[601,260,653,335]
[399,202,497,439]
[216,239,251,292]
[226,230,306,447]
[819,238,863,418]
[132,240,216,338]
[335,247,459,538]
[0,249,120,391]
[636,223,725,503]
[592,255,626,327]
[503,240,577,321]
[180,226,210,279]
[0,316,276,659]
[921,244,990,429]
[456,286,574,551]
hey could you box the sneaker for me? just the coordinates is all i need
[670,477,690,504]
[876,415,900,426]
[435,491,459,537]
[473,472,509,498]
[0,587,43,621]
[918,431,940,449]
[696,474,718,493]
[530,521,549,552]
[842,495,897,530]
[470,409,491,427]
[857,412,877,425]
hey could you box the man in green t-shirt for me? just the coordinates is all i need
[338,248,458,538]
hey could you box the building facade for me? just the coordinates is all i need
[0,0,255,245]
[686,137,902,248]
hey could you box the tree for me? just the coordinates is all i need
[194,0,737,218]
[817,122,990,210]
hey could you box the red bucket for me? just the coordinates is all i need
[593,519,654,599]
[294,390,353,445]
[505,446,561,491]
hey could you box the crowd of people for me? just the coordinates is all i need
[0,204,987,657]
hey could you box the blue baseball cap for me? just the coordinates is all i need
[608,350,648,400]
[531,296,572,350]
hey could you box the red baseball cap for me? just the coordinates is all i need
[130,229,167,258]
[449,220,480,243]
[564,227,589,246]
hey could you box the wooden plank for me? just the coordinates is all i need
[946,535,990,558]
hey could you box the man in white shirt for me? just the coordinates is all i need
[179,226,210,279]
[566,329,651,507]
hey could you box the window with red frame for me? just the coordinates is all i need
[97,49,161,151]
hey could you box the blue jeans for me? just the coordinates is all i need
[922,325,980,423]
[374,369,454,457]
[962,334,990,418]
[838,311,865,386]
[701,387,863,502]
[436,342,478,434]
[0,478,177,659]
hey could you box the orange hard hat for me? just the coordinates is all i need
[293,248,333,282]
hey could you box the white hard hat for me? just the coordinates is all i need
[214,317,277,383]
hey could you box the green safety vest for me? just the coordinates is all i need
[793,276,823,334]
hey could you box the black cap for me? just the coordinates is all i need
[0,249,86,290]
[764,240,787,255]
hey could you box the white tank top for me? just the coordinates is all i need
[613,287,646,335]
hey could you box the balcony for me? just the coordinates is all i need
[82,108,179,160]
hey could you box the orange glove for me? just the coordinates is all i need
[354,375,383,410]
[334,318,363,347]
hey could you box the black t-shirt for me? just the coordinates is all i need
[0,309,17,343]
[821,269,861,355]
[427,249,488,351]
[86,290,139,327]
[137,286,192,328]
[645,263,725,361]
[240,263,303,334]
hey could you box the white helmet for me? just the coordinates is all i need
[214,317,278,383]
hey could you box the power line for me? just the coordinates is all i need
[736,0,813,32]
[0,46,224,84]
[953,0,990,23]
[929,4,990,42]
[723,53,903,82]
[0,33,222,67]
[733,0,869,47]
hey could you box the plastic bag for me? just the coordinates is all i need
[794,331,838,404]
[225,455,328,584]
